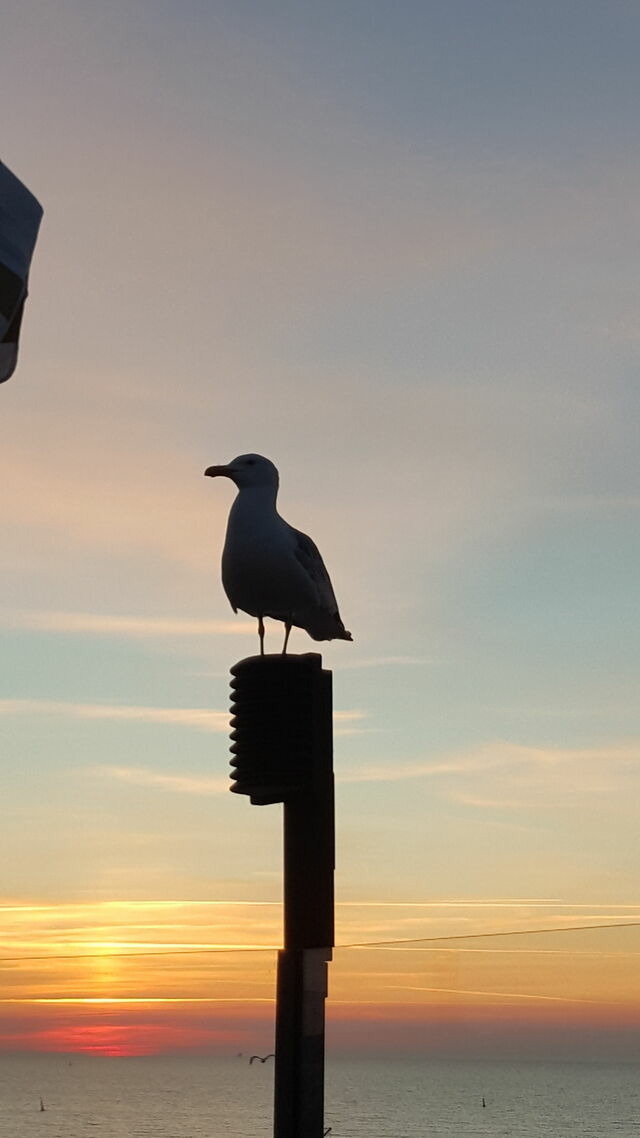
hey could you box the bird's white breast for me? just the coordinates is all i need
[221,490,316,618]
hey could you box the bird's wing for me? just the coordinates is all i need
[291,528,339,611]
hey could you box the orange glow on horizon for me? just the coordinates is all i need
[2,899,640,1057]
[0,1020,245,1057]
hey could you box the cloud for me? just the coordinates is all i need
[387,984,598,1006]
[93,766,228,796]
[339,740,640,796]
[0,610,253,638]
[0,698,366,735]
[450,793,530,810]
[0,699,229,732]
[333,655,433,671]
[455,742,640,810]
[507,742,640,765]
[339,747,512,784]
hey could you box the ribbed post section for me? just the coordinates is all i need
[228,653,335,1138]
[230,653,326,804]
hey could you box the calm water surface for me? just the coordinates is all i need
[0,1054,638,1137]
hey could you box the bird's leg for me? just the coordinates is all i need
[282,622,292,655]
[258,616,265,656]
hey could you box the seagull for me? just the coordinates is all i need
[204,454,352,655]
[249,1053,275,1064]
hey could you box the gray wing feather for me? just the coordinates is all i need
[292,529,339,612]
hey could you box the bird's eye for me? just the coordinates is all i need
[247,459,256,466]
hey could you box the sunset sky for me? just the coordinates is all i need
[1,0,639,1058]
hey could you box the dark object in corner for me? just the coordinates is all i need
[0,161,43,383]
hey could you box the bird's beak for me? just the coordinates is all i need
[204,465,233,478]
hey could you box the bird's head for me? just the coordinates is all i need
[204,453,279,491]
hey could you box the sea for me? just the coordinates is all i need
[0,1054,638,1137]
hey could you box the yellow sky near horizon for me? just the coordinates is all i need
[3,898,640,1055]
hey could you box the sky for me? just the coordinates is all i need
[1,0,639,1058]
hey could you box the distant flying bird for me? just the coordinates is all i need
[205,454,352,655]
[249,1053,275,1064]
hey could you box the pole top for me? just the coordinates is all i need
[229,652,332,805]
[231,651,325,674]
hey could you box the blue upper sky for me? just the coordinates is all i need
[1,0,638,935]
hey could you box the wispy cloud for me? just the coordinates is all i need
[0,610,253,638]
[338,748,511,784]
[451,793,530,810]
[0,699,366,735]
[334,656,433,671]
[449,742,640,809]
[334,710,377,738]
[339,740,640,790]
[0,699,229,732]
[387,984,598,1005]
[93,766,228,796]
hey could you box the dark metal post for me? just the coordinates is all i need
[229,654,335,1138]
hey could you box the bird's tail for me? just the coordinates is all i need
[330,615,353,642]
[298,609,353,642]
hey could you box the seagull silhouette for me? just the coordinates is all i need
[249,1053,275,1065]
[205,454,352,654]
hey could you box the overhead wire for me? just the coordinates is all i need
[2,918,640,965]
